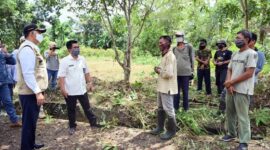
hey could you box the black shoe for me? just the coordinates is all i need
[91,123,104,128]
[33,144,44,149]
[237,143,248,150]
[69,127,76,135]
[221,135,236,142]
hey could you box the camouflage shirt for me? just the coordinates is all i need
[195,49,212,69]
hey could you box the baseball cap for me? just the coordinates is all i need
[216,39,227,46]
[23,23,46,36]
[49,42,59,49]
[175,31,185,36]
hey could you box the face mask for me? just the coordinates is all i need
[71,48,80,57]
[199,43,206,50]
[235,39,245,48]
[217,44,224,50]
[36,33,44,43]
[199,46,206,50]
[176,37,184,43]
[159,44,169,55]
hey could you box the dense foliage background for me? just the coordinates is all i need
[1,0,270,79]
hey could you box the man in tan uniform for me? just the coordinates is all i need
[17,23,48,150]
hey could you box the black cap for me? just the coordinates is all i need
[216,40,227,47]
[23,23,46,36]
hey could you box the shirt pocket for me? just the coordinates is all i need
[67,64,76,73]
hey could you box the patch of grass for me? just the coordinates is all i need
[176,107,223,135]
[250,108,270,126]
[44,114,54,124]
[86,56,155,82]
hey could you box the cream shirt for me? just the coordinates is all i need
[157,50,178,95]
[58,55,90,96]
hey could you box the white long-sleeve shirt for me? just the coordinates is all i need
[18,40,42,94]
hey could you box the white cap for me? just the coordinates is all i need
[175,31,185,36]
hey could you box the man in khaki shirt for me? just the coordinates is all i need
[150,35,178,140]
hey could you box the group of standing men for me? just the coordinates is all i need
[1,23,103,150]
[151,30,265,150]
[0,22,265,150]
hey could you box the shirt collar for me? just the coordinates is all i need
[68,54,81,60]
[22,40,40,52]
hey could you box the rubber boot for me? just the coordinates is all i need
[150,109,166,135]
[160,117,176,140]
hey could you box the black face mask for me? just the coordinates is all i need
[199,42,206,50]
[235,39,245,48]
[217,44,224,50]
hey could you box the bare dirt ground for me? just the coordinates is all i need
[1,116,269,150]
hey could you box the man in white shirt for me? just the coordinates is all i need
[58,40,103,135]
[17,23,47,150]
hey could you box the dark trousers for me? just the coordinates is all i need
[20,94,40,150]
[174,76,190,111]
[197,69,211,95]
[219,88,226,112]
[0,84,18,123]
[8,83,14,101]
[65,93,96,128]
[215,68,227,94]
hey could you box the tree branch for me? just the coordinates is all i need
[131,0,155,46]
[101,0,124,69]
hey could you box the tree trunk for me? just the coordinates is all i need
[240,0,248,29]
[244,0,248,29]
[123,5,132,84]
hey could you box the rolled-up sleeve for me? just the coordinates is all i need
[18,47,41,94]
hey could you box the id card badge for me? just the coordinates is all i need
[83,68,86,73]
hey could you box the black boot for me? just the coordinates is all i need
[90,118,104,128]
[150,109,166,135]
[160,117,177,140]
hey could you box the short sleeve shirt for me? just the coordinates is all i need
[214,49,232,70]
[195,49,212,69]
[228,49,258,95]
[58,55,90,96]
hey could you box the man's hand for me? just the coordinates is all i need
[36,93,45,106]
[61,89,68,98]
[87,83,94,92]
[49,50,56,56]
[154,66,161,74]
[224,80,233,88]
[216,62,223,66]
[227,86,235,94]
[203,61,209,65]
